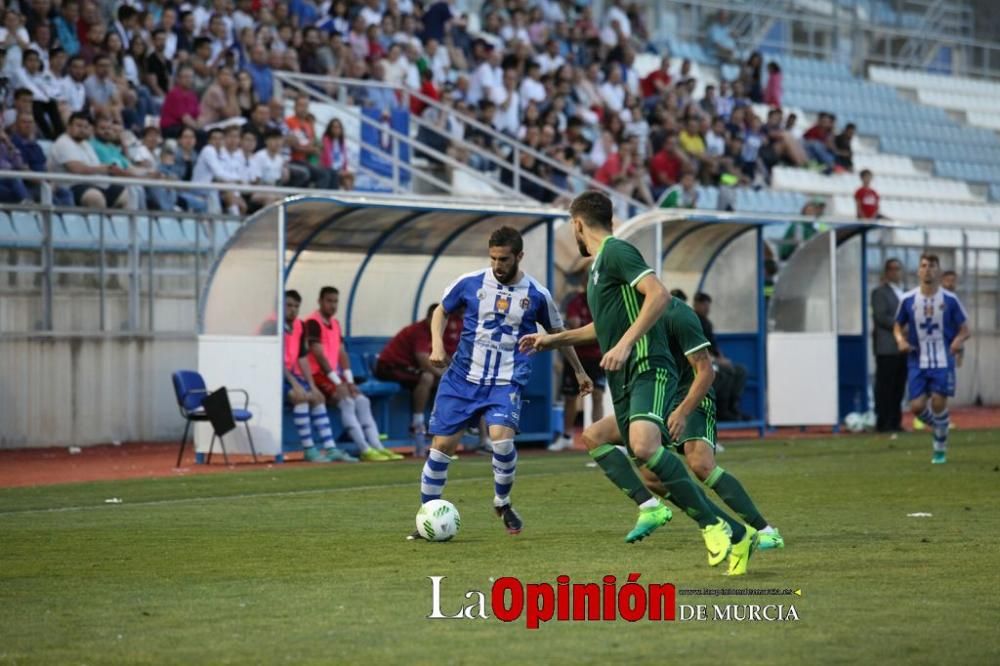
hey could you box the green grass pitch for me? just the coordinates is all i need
[2,430,999,665]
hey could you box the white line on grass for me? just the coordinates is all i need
[0,469,586,517]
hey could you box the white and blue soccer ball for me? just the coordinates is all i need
[844,412,867,433]
[416,499,461,542]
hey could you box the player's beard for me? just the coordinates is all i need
[576,234,590,257]
[494,261,519,284]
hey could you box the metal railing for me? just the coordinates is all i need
[655,0,1000,81]
[275,71,652,213]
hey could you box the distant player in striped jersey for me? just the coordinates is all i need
[410,226,592,538]
[894,254,971,464]
[282,290,356,463]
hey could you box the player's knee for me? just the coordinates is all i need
[690,460,714,481]
[580,426,601,451]
[418,371,435,388]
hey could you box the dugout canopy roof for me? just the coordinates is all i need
[198,194,567,338]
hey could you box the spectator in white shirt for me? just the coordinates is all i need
[381,43,408,87]
[15,49,63,139]
[518,60,546,110]
[467,45,501,106]
[536,39,564,75]
[424,38,450,86]
[601,0,631,47]
[499,8,530,46]
[60,55,88,113]
[360,0,383,28]
[598,64,626,114]
[249,128,289,208]
[489,67,521,136]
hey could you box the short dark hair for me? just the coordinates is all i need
[425,303,439,320]
[569,191,613,231]
[845,122,856,131]
[319,286,339,299]
[14,87,33,99]
[285,289,302,303]
[694,292,712,304]
[942,270,957,278]
[920,253,940,267]
[860,169,873,179]
[141,125,160,138]
[670,288,688,302]
[263,128,283,141]
[207,127,224,140]
[68,110,91,124]
[23,48,39,61]
[488,226,523,254]
[884,258,901,272]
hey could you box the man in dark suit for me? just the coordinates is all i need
[872,258,907,432]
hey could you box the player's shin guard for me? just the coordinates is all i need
[932,409,949,450]
[704,466,768,530]
[642,446,718,528]
[354,394,384,449]
[310,404,335,448]
[420,449,452,504]
[293,403,314,448]
[337,398,369,452]
[589,443,655,505]
[491,438,517,507]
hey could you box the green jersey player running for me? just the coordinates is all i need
[521,191,734,570]
[640,296,782,553]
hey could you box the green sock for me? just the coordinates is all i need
[642,446,716,528]
[705,466,768,530]
[589,443,654,506]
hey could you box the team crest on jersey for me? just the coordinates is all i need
[495,293,511,313]
[476,289,486,300]
[520,297,531,310]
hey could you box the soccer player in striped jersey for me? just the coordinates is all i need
[894,254,971,464]
[282,290,356,463]
[410,226,592,539]
[520,191,738,571]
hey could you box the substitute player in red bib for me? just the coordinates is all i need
[306,286,402,462]
[283,290,357,463]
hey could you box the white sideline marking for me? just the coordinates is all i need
[0,470,578,517]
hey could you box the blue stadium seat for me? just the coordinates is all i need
[11,211,43,246]
[59,213,99,249]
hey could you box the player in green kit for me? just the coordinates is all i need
[639,296,784,556]
[521,191,733,568]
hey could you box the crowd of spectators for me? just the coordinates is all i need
[1,0,862,214]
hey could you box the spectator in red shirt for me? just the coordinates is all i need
[803,111,836,172]
[375,304,445,436]
[640,54,671,102]
[855,169,881,219]
[648,132,688,200]
[550,284,607,451]
[160,65,201,139]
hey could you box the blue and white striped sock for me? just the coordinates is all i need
[293,403,314,448]
[917,407,934,427]
[310,404,335,448]
[932,409,949,449]
[420,449,452,504]
[491,438,517,507]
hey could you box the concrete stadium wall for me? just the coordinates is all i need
[0,335,194,448]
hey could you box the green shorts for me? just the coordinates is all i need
[669,397,717,451]
[612,368,675,455]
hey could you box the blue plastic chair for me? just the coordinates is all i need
[171,370,256,466]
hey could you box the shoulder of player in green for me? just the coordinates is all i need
[664,298,711,356]
[601,237,655,288]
